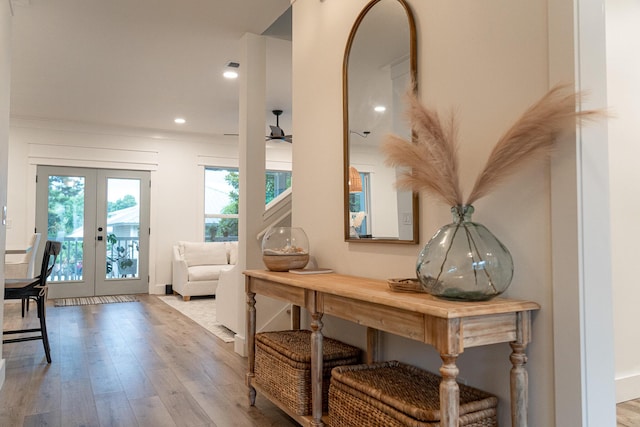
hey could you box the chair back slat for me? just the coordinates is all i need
[38,241,62,287]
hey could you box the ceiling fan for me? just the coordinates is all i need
[266,109,292,143]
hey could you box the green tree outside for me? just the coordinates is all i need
[48,176,85,238]
[107,194,136,212]
[217,172,239,239]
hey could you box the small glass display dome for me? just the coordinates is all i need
[261,227,310,272]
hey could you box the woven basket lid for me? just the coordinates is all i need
[331,361,498,422]
[256,330,360,363]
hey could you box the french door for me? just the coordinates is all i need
[35,166,150,298]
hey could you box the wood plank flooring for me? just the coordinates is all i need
[2,295,640,426]
[618,398,640,427]
[1,295,297,427]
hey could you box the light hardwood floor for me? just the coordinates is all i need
[2,295,639,426]
[0,295,297,427]
[618,398,640,427]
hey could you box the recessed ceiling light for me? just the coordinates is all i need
[224,61,240,79]
[374,105,386,113]
[174,118,186,124]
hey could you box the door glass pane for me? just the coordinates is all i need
[48,175,85,282]
[106,178,140,279]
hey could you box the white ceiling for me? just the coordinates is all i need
[8,0,293,137]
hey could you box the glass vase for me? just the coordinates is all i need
[416,205,513,301]
[262,227,310,271]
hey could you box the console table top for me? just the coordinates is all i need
[243,269,540,319]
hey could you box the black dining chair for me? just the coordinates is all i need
[3,240,61,363]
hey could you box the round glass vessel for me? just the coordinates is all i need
[262,227,310,272]
[416,205,513,301]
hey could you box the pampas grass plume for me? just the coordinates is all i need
[382,84,604,207]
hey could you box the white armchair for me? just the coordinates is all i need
[171,241,237,301]
[5,233,42,279]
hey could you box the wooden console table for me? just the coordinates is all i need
[244,270,540,427]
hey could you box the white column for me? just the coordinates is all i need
[549,0,616,424]
[574,0,616,422]
[234,32,267,355]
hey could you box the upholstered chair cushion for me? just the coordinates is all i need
[187,264,230,282]
[182,242,228,267]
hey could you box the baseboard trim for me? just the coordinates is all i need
[616,373,640,403]
[0,358,6,391]
[151,283,166,295]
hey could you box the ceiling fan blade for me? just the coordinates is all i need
[269,125,285,138]
[267,111,293,142]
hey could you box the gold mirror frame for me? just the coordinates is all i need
[343,0,419,244]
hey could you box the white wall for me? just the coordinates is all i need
[607,0,640,403]
[0,0,13,389]
[291,0,612,425]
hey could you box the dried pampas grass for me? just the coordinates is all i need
[381,84,603,207]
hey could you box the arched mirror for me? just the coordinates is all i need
[343,0,418,243]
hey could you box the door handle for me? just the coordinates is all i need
[97,235,103,241]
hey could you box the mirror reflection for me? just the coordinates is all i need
[344,0,418,243]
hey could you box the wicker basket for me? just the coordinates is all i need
[254,330,361,416]
[329,361,498,427]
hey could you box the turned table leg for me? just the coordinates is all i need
[310,311,324,427]
[439,353,460,427]
[510,310,532,427]
[510,342,529,427]
[246,290,256,406]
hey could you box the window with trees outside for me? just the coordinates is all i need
[205,167,292,242]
